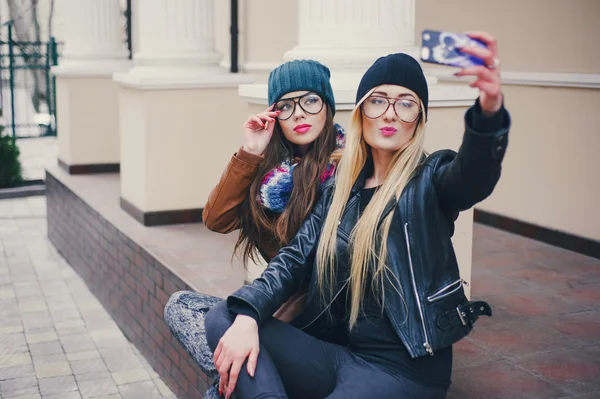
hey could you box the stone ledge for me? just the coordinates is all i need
[0,179,46,200]
[45,166,245,399]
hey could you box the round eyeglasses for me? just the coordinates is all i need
[361,96,421,123]
[275,93,325,120]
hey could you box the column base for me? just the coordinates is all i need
[117,72,254,225]
[58,159,120,175]
[119,197,202,227]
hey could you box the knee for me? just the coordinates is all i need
[163,290,191,330]
[205,300,234,352]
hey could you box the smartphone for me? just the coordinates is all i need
[420,29,487,68]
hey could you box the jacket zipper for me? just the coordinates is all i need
[404,222,434,356]
[427,278,469,303]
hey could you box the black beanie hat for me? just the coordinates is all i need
[355,53,429,117]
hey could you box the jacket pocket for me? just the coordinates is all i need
[427,278,468,303]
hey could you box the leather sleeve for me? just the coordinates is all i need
[202,147,264,233]
[434,98,511,214]
[226,183,332,326]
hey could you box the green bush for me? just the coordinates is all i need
[0,129,23,188]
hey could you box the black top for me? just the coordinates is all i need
[342,186,452,389]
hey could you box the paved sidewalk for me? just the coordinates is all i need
[16,137,58,182]
[2,195,600,399]
[450,224,600,398]
[0,197,175,399]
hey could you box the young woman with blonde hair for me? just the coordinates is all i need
[205,31,510,399]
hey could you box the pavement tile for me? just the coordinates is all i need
[0,353,32,368]
[0,364,35,381]
[153,379,175,397]
[77,378,119,399]
[0,376,38,394]
[102,356,143,374]
[34,361,72,378]
[70,359,108,376]
[31,354,68,365]
[515,347,600,396]
[66,350,101,362]
[26,332,59,345]
[468,319,579,360]
[42,393,82,399]
[111,369,151,386]
[449,360,568,399]
[28,342,64,358]
[118,381,162,399]
[38,376,78,396]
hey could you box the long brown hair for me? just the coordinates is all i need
[235,107,338,268]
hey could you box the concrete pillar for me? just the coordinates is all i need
[52,0,131,174]
[113,0,252,225]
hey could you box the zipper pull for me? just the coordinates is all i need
[461,278,470,287]
[424,342,434,356]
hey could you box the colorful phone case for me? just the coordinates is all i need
[420,30,487,68]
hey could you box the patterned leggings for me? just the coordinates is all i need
[164,291,223,399]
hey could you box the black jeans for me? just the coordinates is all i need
[205,301,447,399]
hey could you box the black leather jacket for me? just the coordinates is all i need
[228,101,510,358]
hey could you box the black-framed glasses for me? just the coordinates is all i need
[361,96,421,123]
[275,93,324,120]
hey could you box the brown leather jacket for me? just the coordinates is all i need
[203,147,307,321]
[202,147,280,260]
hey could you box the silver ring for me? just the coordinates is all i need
[487,57,501,70]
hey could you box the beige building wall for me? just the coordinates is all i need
[416,0,600,74]
[217,0,600,75]
[55,77,121,166]
[215,0,299,82]
[220,0,600,243]
[120,87,248,212]
[418,0,600,242]
[476,86,600,241]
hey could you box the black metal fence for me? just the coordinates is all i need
[0,22,62,140]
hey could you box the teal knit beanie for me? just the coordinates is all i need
[268,60,336,115]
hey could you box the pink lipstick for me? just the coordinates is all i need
[380,126,397,136]
[294,124,312,134]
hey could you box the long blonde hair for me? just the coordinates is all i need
[315,88,427,329]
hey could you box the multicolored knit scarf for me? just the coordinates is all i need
[258,123,345,213]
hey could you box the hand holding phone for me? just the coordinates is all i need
[421,30,503,114]
[420,29,488,68]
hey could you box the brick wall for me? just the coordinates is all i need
[46,173,211,399]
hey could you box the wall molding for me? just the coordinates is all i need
[223,59,600,90]
[433,70,600,89]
